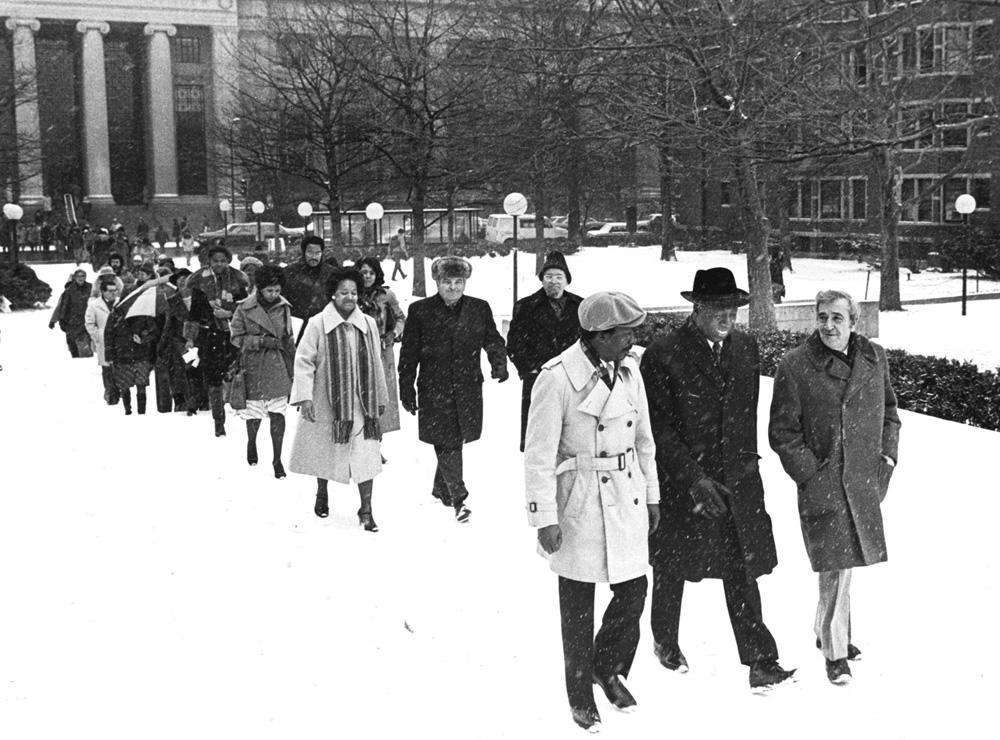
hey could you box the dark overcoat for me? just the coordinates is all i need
[283,260,334,321]
[768,332,901,572]
[398,294,507,446]
[51,281,93,337]
[507,288,583,450]
[640,318,778,581]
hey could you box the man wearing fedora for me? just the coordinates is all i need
[639,267,794,690]
[524,291,659,732]
[507,251,583,451]
[398,255,509,523]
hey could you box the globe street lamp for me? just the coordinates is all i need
[365,202,384,253]
[3,202,24,265]
[219,198,231,231]
[503,192,528,303]
[251,200,265,245]
[229,117,240,221]
[297,201,313,231]
[955,193,976,317]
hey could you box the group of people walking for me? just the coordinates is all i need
[50,242,901,732]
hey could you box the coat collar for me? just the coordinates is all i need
[563,341,639,419]
[320,302,370,334]
[805,331,878,398]
[679,316,726,389]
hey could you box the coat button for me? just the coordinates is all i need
[601,476,609,483]
[599,451,608,457]
[634,498,639,505]
[628,472,632,478]
[627,420,633,427]
[598,424,605,431]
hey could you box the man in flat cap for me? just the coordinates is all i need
[639,267,795,690]
[398,255,508,523]
[507,251,583,451]
[524,291,659,732]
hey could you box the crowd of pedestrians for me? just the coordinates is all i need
[48,239,901,732]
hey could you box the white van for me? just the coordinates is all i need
[484,214,568,245]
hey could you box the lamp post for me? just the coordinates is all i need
[503,192,528,303]
[229,116,240,221]
[219,198,231,231]
[297,201,313,231]
[251,200,265,245]
[955,193,976,317]
[3,202,24,265]
[365,202,384,254]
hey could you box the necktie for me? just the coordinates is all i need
[712,342,722,366]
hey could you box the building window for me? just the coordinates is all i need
[901,178,937,222]
[720,180,732,207]
[918,27,935,73]
[971,176,991,211]
[901,106,933,149]
[173,36,202,65]
[941,102,969,148]
[792,180,813,219]
[901,31,917,73]
[850,179,867,220]
[175,84,207,194]
[819,179,842,219]
[854,43,868,85]
[973,24,992,63]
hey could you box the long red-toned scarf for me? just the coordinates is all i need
[327,320,381,444]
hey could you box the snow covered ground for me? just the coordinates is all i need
[1,255,998,739]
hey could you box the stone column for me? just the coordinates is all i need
[144,24,178,201]
[4,18,44,205]
[212,24,239,207]
[76,21,113,205]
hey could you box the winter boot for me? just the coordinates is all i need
[357,483,377,532]
[269,412,286,479]
[121,389,133,416]
[314,479,329,518]
[246,419,261,465]
[208,385,226,437]
[136,387,147,415]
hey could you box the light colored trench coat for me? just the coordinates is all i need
[289,303,388,484]
[524,341,658,584]
[84,296,115,366]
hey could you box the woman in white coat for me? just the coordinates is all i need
[289,267,388,531]
[84,274,121,405]
[524,291,659,732]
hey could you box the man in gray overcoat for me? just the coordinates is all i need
[524,291,660,732]
[640,267,795,690]
[769,289,900,685]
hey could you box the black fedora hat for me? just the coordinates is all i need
[680,267,750,307]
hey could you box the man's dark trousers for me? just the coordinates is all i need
[559,575,647,710]
[432,445,469,507]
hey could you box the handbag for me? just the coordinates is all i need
[224,354,247,410]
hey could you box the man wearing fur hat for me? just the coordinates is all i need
[639,267,795,690]
[398,255,508,523]
[524,291,659,731]
[507,251,582,451]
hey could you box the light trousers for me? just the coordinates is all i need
[815,568,852,661]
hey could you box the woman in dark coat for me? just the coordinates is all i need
[49,269,93,358]
[769,289,900,685]
[356,257,405,434]
[397,256,508,523]
[105,305,159,415]
[230,264,295,479]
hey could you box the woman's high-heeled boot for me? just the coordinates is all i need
[136,386,147,415]
[269,412,286,479]
[121,389,132,415]
[246,418,261,465]
[357,483,378,532]
[314,478,329,518]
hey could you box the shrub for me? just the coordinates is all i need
[637,311,1000,433]
[0,261,53,309]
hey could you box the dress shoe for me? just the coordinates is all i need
[570,706,601,733]
[247,441,258,466]
[273,461,286,479]
[748,660,796,689]
[815,638,862,661]
[826,658,852,685]
[358,510,379,533]
[653,642,689,673]
[455,505,471,523]
[314,492,329,518]
[593,674,637,712]
[214,420,226,437]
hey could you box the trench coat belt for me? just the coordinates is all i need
[555,449,635,476]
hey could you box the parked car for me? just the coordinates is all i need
[586,221,632,238]
[484,214,568,245]
[199,222,304,252]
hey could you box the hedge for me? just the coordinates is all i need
[0,262,53,309]
[636,312,1000,433]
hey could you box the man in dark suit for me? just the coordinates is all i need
[398,255,509,523]
[639,267,795,690]
[506,251,583,451]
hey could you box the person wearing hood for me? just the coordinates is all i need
[231,264,295,479]
[90,264,125,298]
[507,251,583,451]
[85,274,121,404]
[186,241,250,436]
[239,255,264,292]
[49,268,93,358]
[283,236,337,343]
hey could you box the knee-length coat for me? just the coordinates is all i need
[397,294,507,446]
[359,285,405,433]
[289,303,388,484]
[640,318,778,581]
[84,296,115,366]
[524,342,659,584]
[230,293,295,401]
[768,332,901,572]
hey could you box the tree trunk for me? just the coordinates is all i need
[873,148,902,311]
[534,176,546,273]
[659,138,676,261]
[411,178,427,298]
[733,136,776,331]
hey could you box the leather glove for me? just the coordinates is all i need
[492,366,509,383]
[538,524,562,554]
[48,322,56,330]
[689,477,730,519]
[260,336,280,349]
[400,387,417,415]
[648,503,661,533]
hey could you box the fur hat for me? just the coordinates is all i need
[431,255,472,281]
[578,291,646,332]
[538,251,571,284]
[240,255,264,271]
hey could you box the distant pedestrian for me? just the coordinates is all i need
[154,222,168,250]
[769,289,901,686]
[230,264,295,479]
[69,225,85,266]
[85,275,121,405]
[389,229,408,280]
[180,229,197,266]
[105,295,159,416]
[136,216,149,240]
[289,267,388,530]
[49,268,93,357]
[171,218,181,246]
